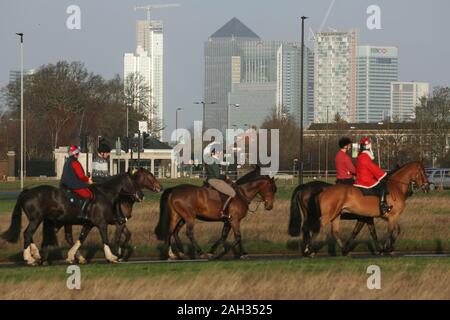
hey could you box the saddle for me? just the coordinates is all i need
[60,185,85,207]
[355,187,380,197]
[202,181,236,203]
[60,185,94,218]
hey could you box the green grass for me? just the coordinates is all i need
[0,256,448,283]
[0,238,448,264]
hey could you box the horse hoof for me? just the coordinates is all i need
[108,255,119,263]
[199,253,209,260]
[26,260,38,266]
[77,256,87,265]
[239,254,249,260]
[65,258,76,265]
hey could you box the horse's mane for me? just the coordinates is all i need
[387,163,406,176]
[98,173,129,187]
[236,167,268,185]
[387,161,422,178]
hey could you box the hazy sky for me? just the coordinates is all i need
[1,0,449,140]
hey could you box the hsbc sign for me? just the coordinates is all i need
[371,48,389,54]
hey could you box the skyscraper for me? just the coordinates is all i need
[124,46,151,113]
[357,46,398,122]
[135,19,164,138]
[391,81,429,122]
[276,44,314,127]
[204,18,261,131]
[313,30,357,123]
[205,17,310,131]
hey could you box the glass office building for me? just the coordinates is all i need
[314,31,357,123]
[356,46,398,122]
[204,18,302,132]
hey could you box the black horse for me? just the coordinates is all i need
[43,168,162,263]
[1,170,144,265]
[288,181,382,256]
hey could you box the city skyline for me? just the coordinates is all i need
[1,0,449,140]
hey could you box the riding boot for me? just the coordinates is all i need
[379,189,393,216]
[78,199,91,221]
[114,202,127,225]
[220,196,233,220]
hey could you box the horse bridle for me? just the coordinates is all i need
[235,179,272,213]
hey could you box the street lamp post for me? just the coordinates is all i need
[299,15,308,185]
[194,101,216,134]
[16,32,24,190]
[227,104,239,130]
[176,107,183,134]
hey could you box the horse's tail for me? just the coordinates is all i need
[288,185,304,237]
[155,187,174,241]
[42,219,59,247]
[1,189,29,243]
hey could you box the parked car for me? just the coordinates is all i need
[425,168,450,190]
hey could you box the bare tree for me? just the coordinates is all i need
[124,72,164,139]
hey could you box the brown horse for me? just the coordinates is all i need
[309,161,429,255]
[154,166,277,260]
[289,181,382,256]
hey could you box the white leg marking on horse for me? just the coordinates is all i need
[66,240,81,264]
[168,247,177,260]
[30,243,41,260]
[104,244,118,263]
[23,246,36,265]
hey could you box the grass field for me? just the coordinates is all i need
[0,257,448,299]
[0,188,449,261]
[0,179,448,300]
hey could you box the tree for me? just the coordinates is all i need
[124,73,164,139]
[261,109,300,171]
[0,61,150,159]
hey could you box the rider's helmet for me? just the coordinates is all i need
[98,143,111,154]
[68,145,81,157]
[338,137,352,149]
[359,137,372,152]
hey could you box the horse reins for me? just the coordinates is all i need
[235,184,266,214]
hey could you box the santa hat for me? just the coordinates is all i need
[68,145,81,156]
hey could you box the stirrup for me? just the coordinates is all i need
[115,214,127,225]
[220,210,230,220]
[380,203,392,217]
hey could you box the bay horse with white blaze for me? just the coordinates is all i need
[155,166,277,260]
[310,161,429,255]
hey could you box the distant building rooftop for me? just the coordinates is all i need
[211,17,260,39]
[307,122,423,131]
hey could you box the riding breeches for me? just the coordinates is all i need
[207,179,236,197]
[369,179,389,197]
[73,188,94,200]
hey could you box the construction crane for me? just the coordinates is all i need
[134,4,180,22]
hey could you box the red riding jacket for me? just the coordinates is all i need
[354,151,386,188]
[335,150,356,180]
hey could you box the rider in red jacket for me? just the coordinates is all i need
[60,145,94,220]
[354,137,392,216]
